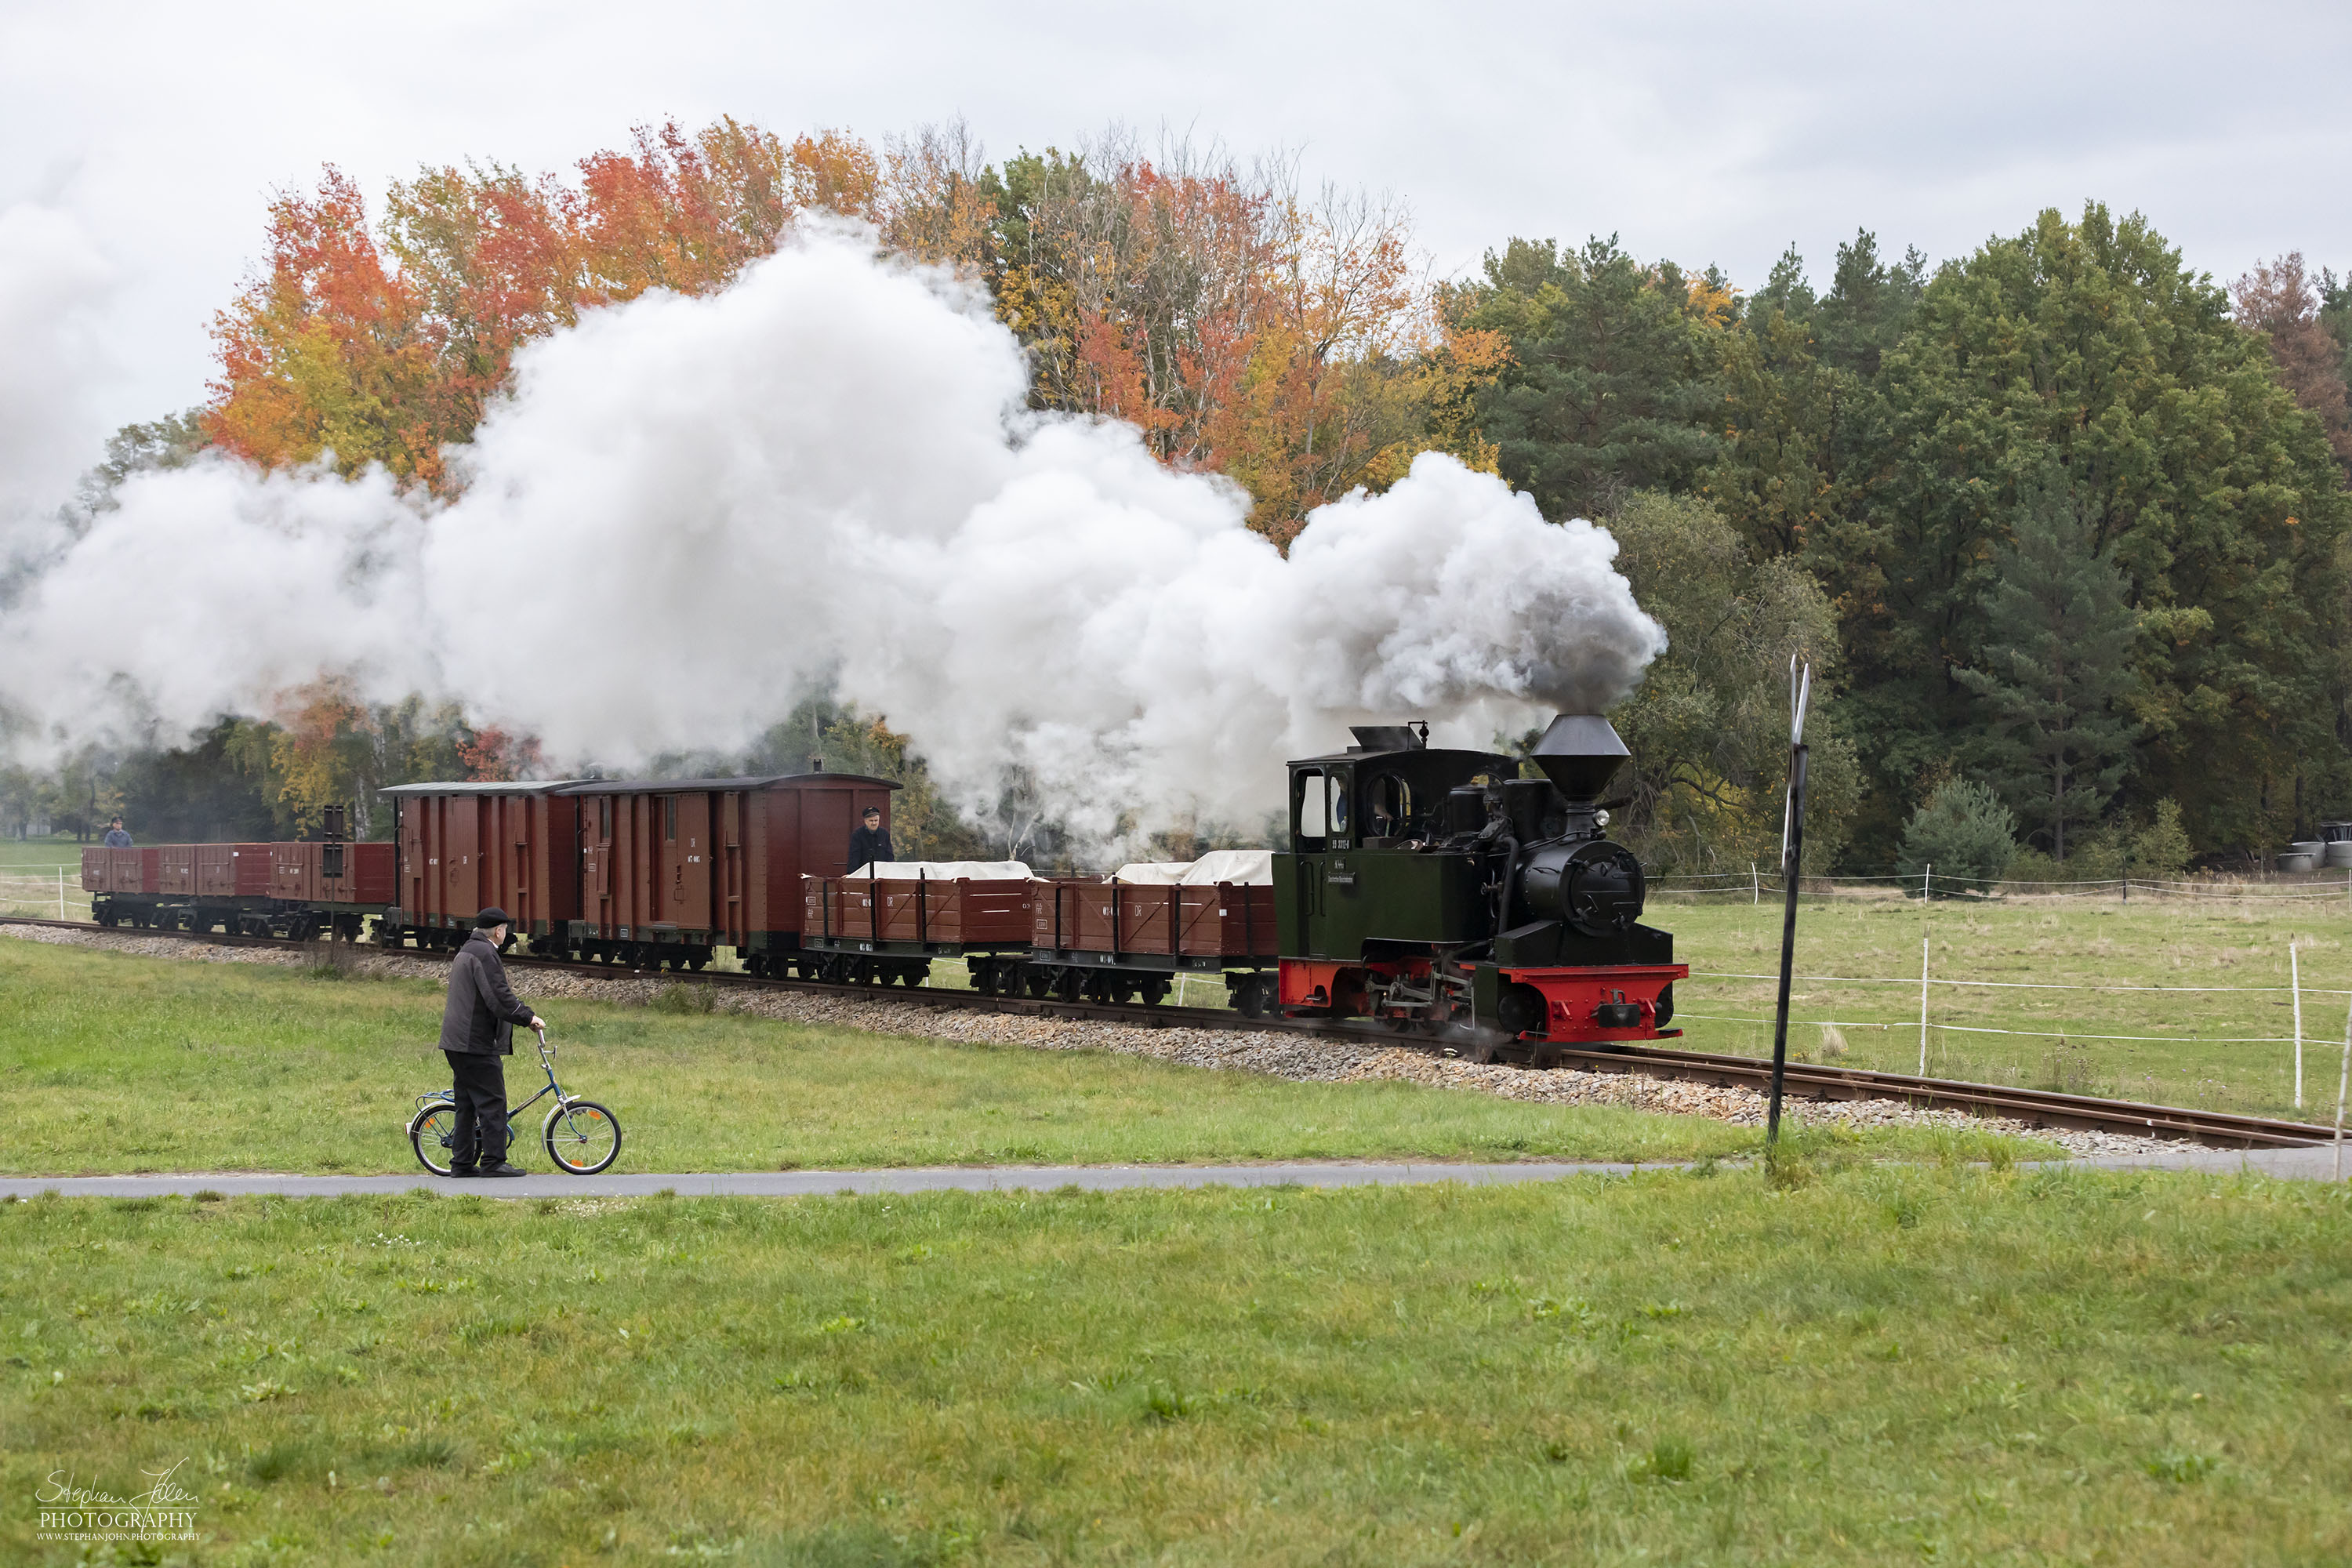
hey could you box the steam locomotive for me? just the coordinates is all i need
[1272,713,1683,1058]
[81,713,1684,1055]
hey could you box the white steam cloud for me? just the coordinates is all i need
[0,225,1664,844]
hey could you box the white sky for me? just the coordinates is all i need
[6,0,2350,448]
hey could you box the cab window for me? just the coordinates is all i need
[1294,769,1328,850]
[1367,773,1413,839]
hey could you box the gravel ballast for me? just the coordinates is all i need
[4,923,2185,1156]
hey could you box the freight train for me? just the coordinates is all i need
[78,713,1685,1053]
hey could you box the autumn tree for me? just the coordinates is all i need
[2234,252,2352,477]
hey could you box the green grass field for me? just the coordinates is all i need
[1661,891,2352,1123]
[0,938,1788,1177]
[5,1167,2347,1566]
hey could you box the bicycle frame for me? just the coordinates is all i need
[415,1028,575,1157]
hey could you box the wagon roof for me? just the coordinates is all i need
[550,774,901,793]
[379,772,899,797]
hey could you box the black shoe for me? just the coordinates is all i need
[475,1162,528,1178]
[446,1166,477,1178]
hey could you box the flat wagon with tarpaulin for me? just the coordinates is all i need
[800,862,1037,986]
[1024,851,1280,1010]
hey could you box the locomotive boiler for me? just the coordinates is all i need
[1272,713,1686,1058]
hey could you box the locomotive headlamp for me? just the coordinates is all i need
[1595,810,1610,828]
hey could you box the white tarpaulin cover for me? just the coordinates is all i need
[1181,850,1274,886]
[1108,862,1193,884]
[841,861,1042,880]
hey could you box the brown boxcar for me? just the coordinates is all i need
[377,783,584,949]
[553,773,898,971]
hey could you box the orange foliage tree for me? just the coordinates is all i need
[204,118,1504,547]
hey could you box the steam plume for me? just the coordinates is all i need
[0,224,1665,842]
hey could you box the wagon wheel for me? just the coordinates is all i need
[1140,979,1170,1007]
[1051,969,1083,1004]
[1024,969,1053,1000]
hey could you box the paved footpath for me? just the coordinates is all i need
[0,1160,1670,1200]
[0,1145,2343,1200]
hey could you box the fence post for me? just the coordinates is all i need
[57,867,65,920]
[1751,862,1758,906]
[1918,935,1931,1076]
[1923,862,1932,902]
[2336,999,2350,1181]
[2293,943,2305,1111]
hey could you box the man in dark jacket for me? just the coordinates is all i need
[847,806,895,873]
[102,816,131,848]
[437,907,543,1178]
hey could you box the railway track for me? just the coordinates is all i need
[5,914,2335,1152]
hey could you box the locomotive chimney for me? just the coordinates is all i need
[1527,714,1629,804]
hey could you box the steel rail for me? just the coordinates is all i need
[5,914,2333,1151]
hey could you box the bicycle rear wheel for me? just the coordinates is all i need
[409,1101,459,1175]
[543,1099,621,1174]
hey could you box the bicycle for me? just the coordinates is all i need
[408,1025,622,1176]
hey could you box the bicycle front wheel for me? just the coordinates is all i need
[543,1099,621,1174]
[409,1101,459,1176]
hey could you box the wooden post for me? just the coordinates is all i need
[1918,935,1932,1076]
[2293,943,2305,1111]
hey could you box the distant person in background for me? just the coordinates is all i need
[848,805,895,873]
[437,906,544,1178]
[101,815,131,848]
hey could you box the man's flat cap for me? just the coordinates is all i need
[475,907,512,929]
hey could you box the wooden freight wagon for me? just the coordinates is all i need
[552,771,899,972]
[84,846,163,927]
[1027,851,1279,1009]
[800,864,1036,986]
[377,783,585,950]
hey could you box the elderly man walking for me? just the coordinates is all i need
[438,907,543,1178]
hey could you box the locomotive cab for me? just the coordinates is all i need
[1272,715,1688,1060]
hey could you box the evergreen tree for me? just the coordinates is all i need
[1895,778,2017,895]
[1955,471,2140,860]
[1824,204,2349,859]
[1455,236,1726,520]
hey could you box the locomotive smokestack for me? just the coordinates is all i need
[1528,714,1628,804]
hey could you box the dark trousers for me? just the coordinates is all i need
[444,1051,510,1169]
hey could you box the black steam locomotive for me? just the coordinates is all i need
[1272,713,1685,1059]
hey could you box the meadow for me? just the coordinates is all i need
[0,938,1773,1177]
[4,1166,2347,1566]
[1660,888,2352,1123]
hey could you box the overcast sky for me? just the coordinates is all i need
[6,0,2350,448]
